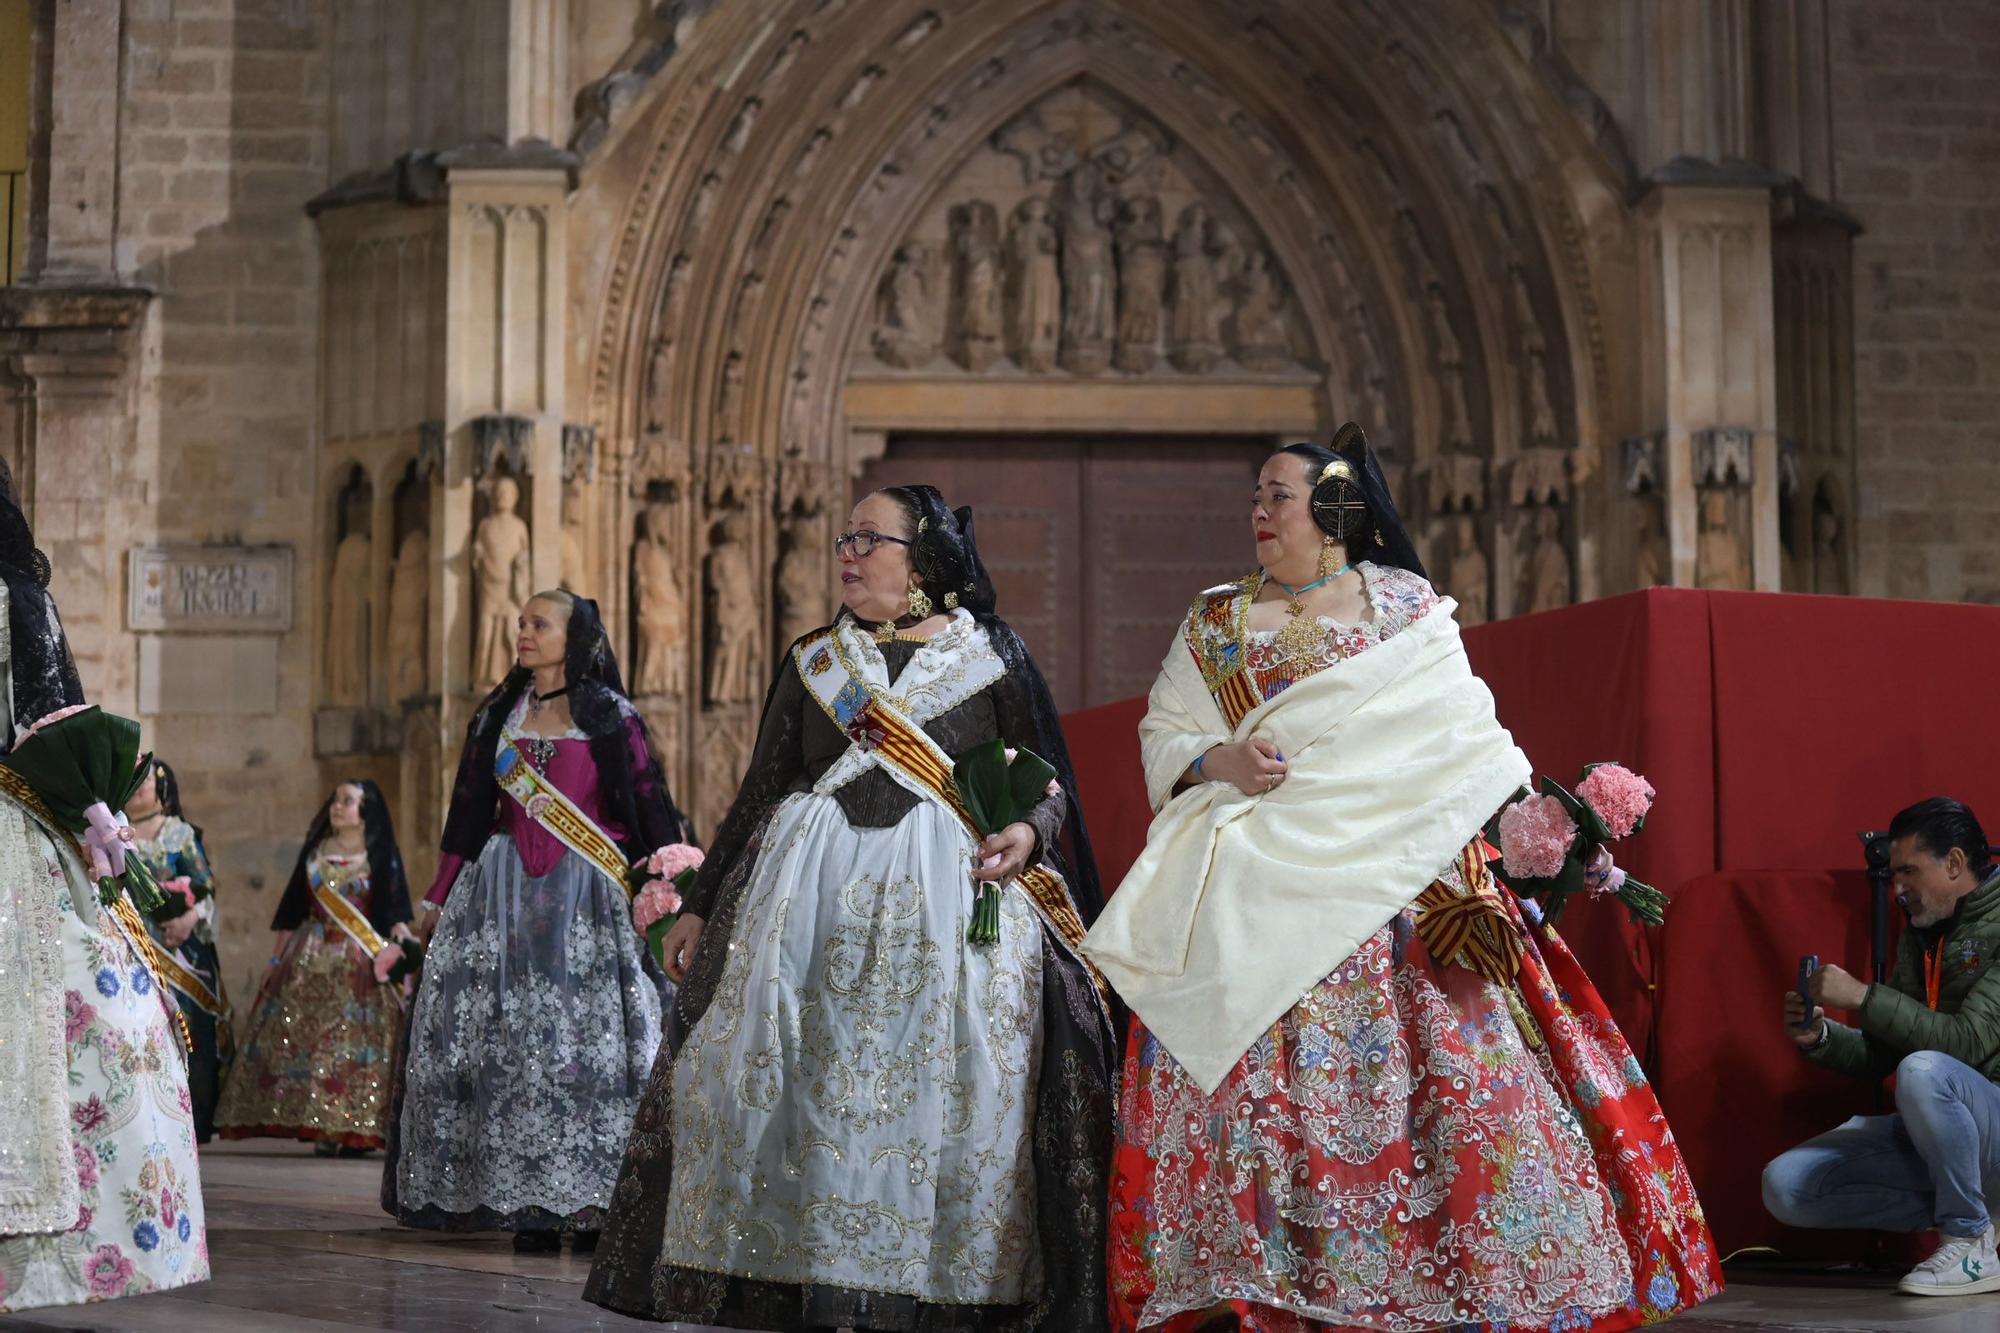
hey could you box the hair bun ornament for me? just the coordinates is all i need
[30,547,51,588]
[1329,420,1367,455]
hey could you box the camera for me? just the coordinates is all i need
[1859,830,1892,878]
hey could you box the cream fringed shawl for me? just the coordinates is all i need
[1081,598,1531,1093]
[0,582,80,1236]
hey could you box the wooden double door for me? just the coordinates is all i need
[857,437,1271,712]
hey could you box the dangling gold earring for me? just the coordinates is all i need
[1317,535,1346,581]
[907,583,934,620]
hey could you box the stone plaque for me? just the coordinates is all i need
[128,545,293,633]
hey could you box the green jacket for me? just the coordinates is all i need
[1810,870,2000,1082]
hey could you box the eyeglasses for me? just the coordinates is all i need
[832,530,913,558]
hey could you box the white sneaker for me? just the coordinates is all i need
[1899,1226,2000,1297]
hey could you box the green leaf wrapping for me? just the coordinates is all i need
[385,937,426,986]
[950,740,1057,836]
[0,707,151,833]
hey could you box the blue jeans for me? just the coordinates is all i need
[1763,1051,2000,1239]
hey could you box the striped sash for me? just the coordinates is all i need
[310,860,389,958]
[796,628,1110,1008]
[495,736,633,896]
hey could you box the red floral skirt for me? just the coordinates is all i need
[1106,885,1720,1333]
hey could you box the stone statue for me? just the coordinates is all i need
[1168,203,1223,373]
[948,200,1003,372]
[1006,197,1062,373]
[633,502,687,697]
[1058,164,1115,375]
[386,529,429,701]
[1813,502,1850,596]
[704,511,757,705]
[874,241,939,369]
[1228,250,1291,372]
[1427,286,1474,450]
[1447,515,1490,627]
[326,526,372,706]
[643,335,675,434]
[1524,347,1559,445]
[473,476,533,688]
[1114,195,1167,373]
[1696,489,1751,591]
[715,352,744,442]
[561,487,587,593]
[1522,507,1572,614]
[775,517,831,648]
[1635,501,1668,589]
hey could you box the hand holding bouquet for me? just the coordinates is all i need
[373,935,426,986]
[631,843,703,972]
[1485,762,1669,925]
[951,740,1059,946]
[1,705,165,913]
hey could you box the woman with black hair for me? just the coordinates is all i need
[127,759,232,1143]
[215,779,415,1154]
[584,487,1118,1331]
[1087,427,1720,1333]
[394,589,691,1252]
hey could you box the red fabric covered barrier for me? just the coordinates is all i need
[1648,869,1902,1258]
[1056,589,2000,1255]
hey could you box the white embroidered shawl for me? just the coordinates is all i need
[1081,598,1531,1092]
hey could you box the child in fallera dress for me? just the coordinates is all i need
[213,780,416,1154]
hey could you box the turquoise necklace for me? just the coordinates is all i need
[1267,564,1353,614]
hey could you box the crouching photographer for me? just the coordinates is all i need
[1762,798,2000,1297]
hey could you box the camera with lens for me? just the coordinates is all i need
[1860,830,1893,879]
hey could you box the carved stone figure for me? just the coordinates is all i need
[561,487,588,593]
[1228,250,1291,372]
[1114,195,1167,374]
[326,527,372,706]
[634,502,688,697]
[722,97,761,156]
[1167,203,1223,373]
[1696,489,1751,591]
[775,517,831,647]
[643,335,675,434]
[1427,286,1474,450]
[473,476,533,688]
[874,241,939,369]
[1447,515,1490,627]
[1635,501,1668,589]
[1524,347,1559,445]
[705,512,758,705]
[948,201,1003,372]
[1813,501,1850,596]
[1006,197,1061,372]
[1058,165,1115,376]
[386,529,430,701]
[1522,507,1572,614]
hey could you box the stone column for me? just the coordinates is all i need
[1636,168,1783,590]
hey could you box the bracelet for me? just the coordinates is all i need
[266,954,282,966]
[1193,748,1213,781]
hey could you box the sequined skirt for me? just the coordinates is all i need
[215,917,403,1148]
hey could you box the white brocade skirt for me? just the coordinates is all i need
[662,790,1046,1306]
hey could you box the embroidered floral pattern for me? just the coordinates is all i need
[1104,568,1720,1333]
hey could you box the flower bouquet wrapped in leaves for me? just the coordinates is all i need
[0,704,165,913]
[952,740,1058,946]
[1483,762,1670,926]
[371,936,425,986]
[631,843,704,971]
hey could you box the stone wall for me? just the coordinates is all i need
[1830,0,2000,602]
[116,0,332,974]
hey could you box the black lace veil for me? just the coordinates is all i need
[881,485,1107,924]
[271,778,414,936]
[0,460,85,744]
[438,591,690,868]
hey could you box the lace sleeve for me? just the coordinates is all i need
[680,655,810,918]
[989,665,1065,861]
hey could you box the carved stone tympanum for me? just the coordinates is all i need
[949,200,1003,372]
[1006,197,1062,372]
[1114,195,1166,373]
[874,241,940,368]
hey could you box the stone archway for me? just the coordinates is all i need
[570,0,1624,831]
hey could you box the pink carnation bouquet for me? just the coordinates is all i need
[1485,761,1668,925]
[631,843,703,971]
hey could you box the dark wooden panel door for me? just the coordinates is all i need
[856,437,1268,711]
